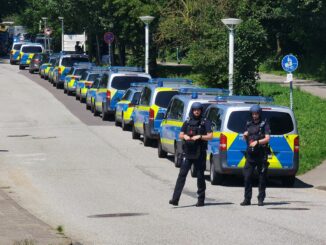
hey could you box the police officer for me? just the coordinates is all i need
[169,102,213,207]
[241,104,271,206]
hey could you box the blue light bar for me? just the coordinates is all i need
[150,78,193,84]
[130,82,150,87]
[109,66,144,72]
[215,96,274,104]
[89,66,110,72]
[179,88,229,95]
[73,62,95,68]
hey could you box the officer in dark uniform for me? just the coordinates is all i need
[241,104,271,206]
[169,102,213,207]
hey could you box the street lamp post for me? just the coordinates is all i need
[139,16,155,74]
[221,18,242,95]
[58,17,64,51]
[41,17,48,52]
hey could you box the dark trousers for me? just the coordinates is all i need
[243,160,268,201]
[172,153,206,202]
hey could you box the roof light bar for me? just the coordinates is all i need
[130,82,150,87]
[110,66,144,72]
[179,88,229,95]
[89,66,110,72]
[215,95,274,104]
[73,62,95,68]
[149,78,193,84]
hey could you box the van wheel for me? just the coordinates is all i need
[121,113,128,131]
[19,65,24,70]
[102,106,109,121]
[143,127,152,146]
[210,160,223,185]
[190,164,197,178]
[93,105,99,117]
[86,102,90,110]
[158,139,167,158]
[56,82,60,89]
[132,124,140,140]
[174,144,181,168]
[281,176,296,187]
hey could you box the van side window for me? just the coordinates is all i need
[99,74,108,88]
[167,99,184,120]
[207,108,221,131]
[139,87,151,106]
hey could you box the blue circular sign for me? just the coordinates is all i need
[104,32,115,44]
[281,55,299,73]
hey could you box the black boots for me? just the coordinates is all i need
[195,201,205,207]
[240,199,251,206]
[169,199,179,206]
[258,199,264,206]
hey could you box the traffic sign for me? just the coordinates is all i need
[104,32,114,44]
[44,27,52,36]
[281,55,298,73]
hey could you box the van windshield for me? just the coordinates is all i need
[74,68,87,76]
[13,44,22,50]
[61,57,89,67]
[111,76,149,90]
[227,111,294,135]
[22,46,43,53]
[155,91,179,108]
[88,74,99,82]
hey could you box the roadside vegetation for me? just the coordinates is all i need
[2,0,326,92]
[258,83,326,174]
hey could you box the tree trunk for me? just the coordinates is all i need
[96,34,101,64]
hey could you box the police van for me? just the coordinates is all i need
[204,96,299,186]
[93,67,151,120]
[18,43,44,70]
[76,67,108,102]
[115,86,143,130]
[10,42,26,65]
[52,53,89,88]
[131,78,195,146]
[159,88,229,166]
[63,62,94,95]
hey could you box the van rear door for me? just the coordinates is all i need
[226,109,298,170]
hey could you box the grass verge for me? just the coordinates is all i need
[258,82,326,174]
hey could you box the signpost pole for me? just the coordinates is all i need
[108,43,111,66]
[289,73,293,110]
[281,55,298,111]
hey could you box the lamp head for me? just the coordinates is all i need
[58,17,64,21]
[221,18,242,30]
[139,16,155,25]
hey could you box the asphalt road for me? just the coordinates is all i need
[0,63,326,245]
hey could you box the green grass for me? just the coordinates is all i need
[258,82,326,174]
[259,64,326,83]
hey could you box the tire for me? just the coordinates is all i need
[132,124,140,140]
[19,65,24,70]
[210,159,223,185]
[158,139,168,158]
[174,144,181,168]
[121,113,128,131]
[86,102,91,110]
[281,176,296,187]
[63,87,67,94]
[56,82,60,89]
[190,164,197,178]
[143,126,152,147]
[102,105,109,121]
[67,90,72,96]
[93,104,99,117]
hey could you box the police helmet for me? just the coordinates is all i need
[250,104,262,114]
[191,102,203,111]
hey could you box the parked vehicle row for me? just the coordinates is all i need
[12,48,300,187]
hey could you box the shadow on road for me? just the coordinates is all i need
[173,202,234,209]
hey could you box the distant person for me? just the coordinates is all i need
[241,105,271,206]
[169,102,213,207]
[75,41,83,53]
